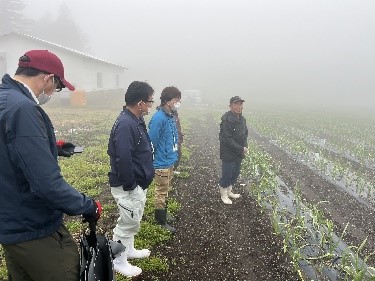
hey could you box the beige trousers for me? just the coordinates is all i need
[154,166,173,209]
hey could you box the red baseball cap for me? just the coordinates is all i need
[18,50,75,91]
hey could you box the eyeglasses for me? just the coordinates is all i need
[143,100,154,104]
[53,76,63,92]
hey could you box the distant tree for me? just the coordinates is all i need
[0,0,33,35]
[30,11,57,41]
[30,2,91,52]
[54,2,90,52]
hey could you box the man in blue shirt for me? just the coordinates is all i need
[148,86,181,233]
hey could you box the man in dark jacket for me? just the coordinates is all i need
[108,81,155,277]
[218,96,248,204]
[0,50,101,280]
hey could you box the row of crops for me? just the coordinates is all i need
[242,140,375,280]
[242,109,375,280]
[248,110,375,207]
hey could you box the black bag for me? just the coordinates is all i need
[80,222,125,281]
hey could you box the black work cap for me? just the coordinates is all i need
[230,96,245,104]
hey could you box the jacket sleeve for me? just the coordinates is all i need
[220,119,244,154]
[112,119,137,189]
[8,103,95,216]
[148,115,164,151]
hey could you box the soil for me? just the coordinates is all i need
[141,113,299,281]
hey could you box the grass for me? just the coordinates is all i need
[0,106,188,280]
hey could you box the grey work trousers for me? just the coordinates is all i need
[111,185,148,239]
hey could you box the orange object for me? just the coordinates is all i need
[70,90,86,106]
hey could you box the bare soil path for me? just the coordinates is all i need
[143,113,299,281]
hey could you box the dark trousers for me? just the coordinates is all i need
[219,159,242,188]
[3,224,79,281]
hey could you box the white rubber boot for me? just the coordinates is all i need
[127,236,150,259]
[227,185,241,199]
[112,235,142,277]
[219,186,232,204]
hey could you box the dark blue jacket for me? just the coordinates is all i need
[219,111,248,161]
[0,74,95,245]
[148,108,179,169]
[107,107,154,190]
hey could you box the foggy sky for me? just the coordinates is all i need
[25,0,375,108]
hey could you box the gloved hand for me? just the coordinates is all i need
[82,200,102,225]
[56,140,75,157]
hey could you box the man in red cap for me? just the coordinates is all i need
[0,50,101,280]
[218,96,248,204]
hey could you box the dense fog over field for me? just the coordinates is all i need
[24,0,375,109]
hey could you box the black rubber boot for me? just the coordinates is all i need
[165,201,176,222]
[155,209,176,233]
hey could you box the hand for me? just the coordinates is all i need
[56,140,75,157]
[82,200,102,225]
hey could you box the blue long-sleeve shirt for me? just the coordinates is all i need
[148,108,178,169]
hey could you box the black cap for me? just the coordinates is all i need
[230,96,245,104]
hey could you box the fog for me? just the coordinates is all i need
[25,0,375,109]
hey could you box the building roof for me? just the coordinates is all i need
[0,31,126,69]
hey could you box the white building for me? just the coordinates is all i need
[184,89,202,104]
[0,31,126,92]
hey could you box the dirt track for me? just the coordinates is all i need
[140,110,375,280]
[143,113,299,281]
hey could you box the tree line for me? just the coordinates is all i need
[0,0,90,52]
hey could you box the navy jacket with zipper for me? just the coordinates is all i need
[219,111,248,162]
[107,107,154,190]
[0,74,95,245]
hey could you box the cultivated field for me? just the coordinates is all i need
[0,104,374,280]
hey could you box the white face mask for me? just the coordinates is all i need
[38,76,53,105]
[139,101,152,116]
[172,101,181,111]
[37,92,51,105]
[141,107,152,116]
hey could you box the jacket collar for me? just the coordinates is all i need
[227,110,243,122]
[159,106,174,118]
[2,74,36,103]
[123,106,144,124]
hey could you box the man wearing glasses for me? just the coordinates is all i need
[0,50,101,280]
[108,81,155,277]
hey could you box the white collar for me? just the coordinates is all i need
[12,77,39,104]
